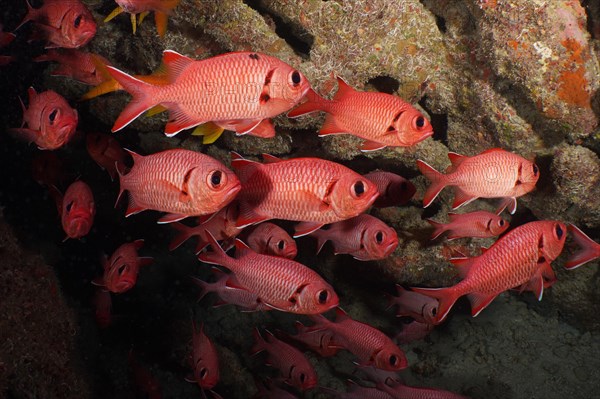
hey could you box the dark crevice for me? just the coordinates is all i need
[243,0,313,58]
[581,0,598,40]
[434,14,447,33]
[419,97,448,146]
[366,76,400,94]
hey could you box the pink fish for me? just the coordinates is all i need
[412,221,567,324]
[116,149,241,224]
[34,49,111,86]
[281,320,339,357]
[245,222,297,259]
[186,321,220,391]
[427,211,509,240]
[386,285,439,324]
[232,153,379,237]
[417,148,539,214]
[86,132,128,181]
[10,88,78,150]
[191,269,270,312]
[199,233,339,314]
[251,328,318,391]
[128,351,163,399]
[364,171,416,208]
[93,239,153,294]
[107,51,310,137]
[17,0,96,48]
[565,224,600,270]
[287,77,433,152]
[60,180,95,240]
[92,288,112,329]
[308,214,398,261]
[0,24,16,66]
[309,308,408,371]
[169,202,242,252]
[105,0,181,37]
[395,321,434,345]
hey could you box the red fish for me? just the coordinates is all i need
[92,288,112,329]
[395,321,434,345]
[283,321,339,357]
[116,149,241,224]
[105,0,181,37]
[107,51,310,137]
[251,328,318,391]
[417,148,539,214]
[93,239,153,293]
[254,378,299,399]
[309,308,408,371]
[17,0,96,48]
[60,180,95,240]
[86,132,128,180]
[287,78,433,152]
[191,269,270,312]
[364,171,416,208]
[412,221,567,324]
[386,285,439,324]
[169,202,242,252]
[128,351,163,399]
[34,49,111,86]
[0,24,16,66]
[427,211,509,240]
[186,321,220,390]
[245,222,297,259]
[31,151,65,187]
[308,214,398,261]
[10,88,78,150]
[199,233,339,314]
[565,224,600,270]
[232,153,379,237]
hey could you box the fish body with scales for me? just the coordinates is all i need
[427,210,509,240]
[364,170,416,207]
[245,222,297,259]
[34,49,110,86]
[94,239,153,294]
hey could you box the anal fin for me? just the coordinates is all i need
[467,291,498,317]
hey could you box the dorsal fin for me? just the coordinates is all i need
[162,50,194,81]
[447,152,467,167]
[333,77,356,100]
[481,148,505,155]
[261,154,283,163]
[233,238,253,259]
[123,148,143,164]
[334,307,349,322]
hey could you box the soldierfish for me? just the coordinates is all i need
[93,288,112,329]
[231,153,379,237]
[386,285,439,324]
[93,239,153,293]
[186,321,220,391]
[287,77,433,152]
[427,211,509,240]
[116,149,241,224]
[60,180,95,240]
[107,51,310,137]
[411,221,567,324]
[86,132,128,180]
[251,329,318,391]
[16,0,96,48]
[245,222,297,259]
[320,380,394,399]
[199,233,339,314]
[309,308,408,371]
[417,148,539,214]
[394,320,434,345]
[377,380,468,399]
[10,88,78,150]
[105,0,181,37]
[308,214,398,261]
[34,49,111,86]
[282,320,339,357]
[364,171,416,208]
[565,224,600,270]
[0,24,16,66]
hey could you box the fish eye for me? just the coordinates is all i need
[208,170,224,189]
[291,71,301,86]
[499,220,505,226]
[299,373,306,383]
[65,201,73,212]
[555,224,564,239]
[48,109,58,124]
[414,115,425,129]
[117,264,127,275]
[375,231,384,243]
[317,290,328,304]
[277,240,285,250]
[74,14,82,28]
[533,164,539,176]
[352,180,365,197]
[199,368,207,379]
[431,307,437,316]
[389,354,398,366]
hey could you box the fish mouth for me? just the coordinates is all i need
[222,182,242,203]
[114,279,135,293]
[383,240,398,256]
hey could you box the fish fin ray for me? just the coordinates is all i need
[157,213,188,224]
[319,114,346,136]
[452,187,477,210]
[467,291,498,317]
[107,66,156,132]
[294,222,324,238]
[426,219,447,240]
[287,88,328,117]
[416,160,447,208]
[360,140,387,152]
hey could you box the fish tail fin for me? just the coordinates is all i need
[426,219,448,240]
[81,79,121,101]
[106,66,157,132]
[287,88,331,118]
[114,160,127,208]
[250,328,266,356]
[16,0,36,30]
[566,224,600,270]
[197,231,232,268]
[409,287,459,324]
[169,222,194,251]
[190,276,212,301]
[416,160,447,208]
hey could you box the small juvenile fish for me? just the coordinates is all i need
[386,285,439,324]
[93,239,153,293]
[10,88,78,150]
[232,153,379,237]
[565,224,600,270]
[417,148,539,214]
[34,49,111,86]
[31,151,65,188]
[427,210,509,240]
[245,222,297,259]
[185,321,220,391]
[128,352,163,399]
[107,51,310,137]
[308,214,398,261]
[287,77,433,152]
[251,328,318,391]
[116,149,241,224]
[411,221,567,324]
[17,0,96,48]
[364,170,416,208]
[86,132,128,181]
[309,308,408,371]
[283,320,339,357]
[92,288,112,329]
[199,233,339,314]
[60,181,95,240]
[105,0,181,37]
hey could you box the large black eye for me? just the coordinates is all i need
[277,240,285,250]
[499,220,505,226]
[555,224,564,239]
[375,231,384,244]
[389,354,398,366]
[353,181,365,197]
[74,14,82,28]
[318,290,328,304]
[533,164,539,176]
[117,264,126,276]
[291,71,301,86]
[415,116,425,128]
[299,373,306,383]
[210,170,222,188]
[200,368,207,379]
[48,109,58,124]
[65,201,73,212]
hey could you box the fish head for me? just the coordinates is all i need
[394,107,434,146]
[107,261,138,293]
[488,215,510,236]
[188,164,241,213]
[540,221,567,261]
[289,364,318,391]
[329,175,379,219]
[513,159,540,195]
[362,223,399,260]
[294,281,338,314]
[86,132,109,159]
[388,176,416,205]
[266,230,297,259]
[39,96,78,148]
[61,7,96,48]
[267,64,311,111]
[422,302,440,325]
[373,343,408,371]
[193,356,219,389]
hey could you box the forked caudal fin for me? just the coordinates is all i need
[416,160,448,208]
[426,219,448,240]
[408,287,459,324]
[287,88,331,118]
[565,224,600,270]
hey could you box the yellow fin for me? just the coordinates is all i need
[130,13,137,34]
[138,11,150,26]
[80,79,120,100]
[192,122,225,144]
[104,6,124,23]
[146,105,167,117]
